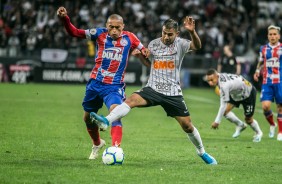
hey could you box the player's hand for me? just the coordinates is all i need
[183,16,195,33]
[211,122,219,129]
[57,7,67,18]
[141,48,150,58]
[253,72,260,82]
[131,49,141,56]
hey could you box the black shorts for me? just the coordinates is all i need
[229,86,257,118]
[134,87,190,117]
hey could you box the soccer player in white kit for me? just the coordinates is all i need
[206,69,263,142]
[91,16,217,165]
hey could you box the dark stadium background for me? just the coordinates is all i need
[0,0,281,88]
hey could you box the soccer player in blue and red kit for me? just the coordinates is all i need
[253,25,282,141]
[57,7,150,159]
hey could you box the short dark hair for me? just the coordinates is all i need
[163,19,179,31]
[206,68,217,75]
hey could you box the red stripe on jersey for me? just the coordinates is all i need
[262,46,268,84]
[90,33,107,79]
[102,35,129,84]
[102,37,123,83]
[103,60,121,83]
[123,31,143,50]
[272,46,279,83]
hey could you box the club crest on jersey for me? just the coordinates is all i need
[102,47,122,61]
[90,29,97,35]
[120,39,128,46]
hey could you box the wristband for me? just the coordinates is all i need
[255,69,260,73]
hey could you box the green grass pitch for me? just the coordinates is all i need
[0,83,282,184]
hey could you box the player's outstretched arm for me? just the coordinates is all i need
[57,6,86,39]
[183,16,201,50]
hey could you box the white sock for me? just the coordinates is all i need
[187,127,205,155]
[249,119,262,134]
[106,102,131,124]
[224,111,244,126]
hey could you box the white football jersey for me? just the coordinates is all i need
[146,37,191,96]
[218,73,252,102]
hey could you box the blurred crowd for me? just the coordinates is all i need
[0,0,281,62]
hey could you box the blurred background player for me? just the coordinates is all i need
[213,44,246,138]
[206,68,263,142]
[253,25,282,141]
[57,7,149,159]
[91,17,217,165]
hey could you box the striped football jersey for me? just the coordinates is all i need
[259,42,282,84]
[85,28,144,84]
[146,37,191,96]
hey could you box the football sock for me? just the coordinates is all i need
[264,110,276,126]
[86,123,100,146]
[187,127,205,155]
[224,111,244,126]
[277,113,282,133]
[111,125,122,146]
[249,119,262,134]
[106,102,131,124]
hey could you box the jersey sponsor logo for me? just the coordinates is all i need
[102,48,122,61]
[269,74,280,79]
[153,60,175,69]
[155,82,172,91]
[100,68,116,77]
[266,57,279,67]
[90,29,97,35]
[120,38,128,46]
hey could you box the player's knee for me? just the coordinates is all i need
[262,104,271,111]
[181,122,193,133]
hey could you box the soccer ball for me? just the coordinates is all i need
[102,146,124,165]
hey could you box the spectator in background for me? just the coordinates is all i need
[0,18,8,56]
[0,0,277,65]
[26,33,37,56]
[7,31,20,57]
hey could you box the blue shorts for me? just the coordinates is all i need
[82,79,126,113]
[260,83,282,104]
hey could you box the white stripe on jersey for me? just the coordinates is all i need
[146,37,191,96]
